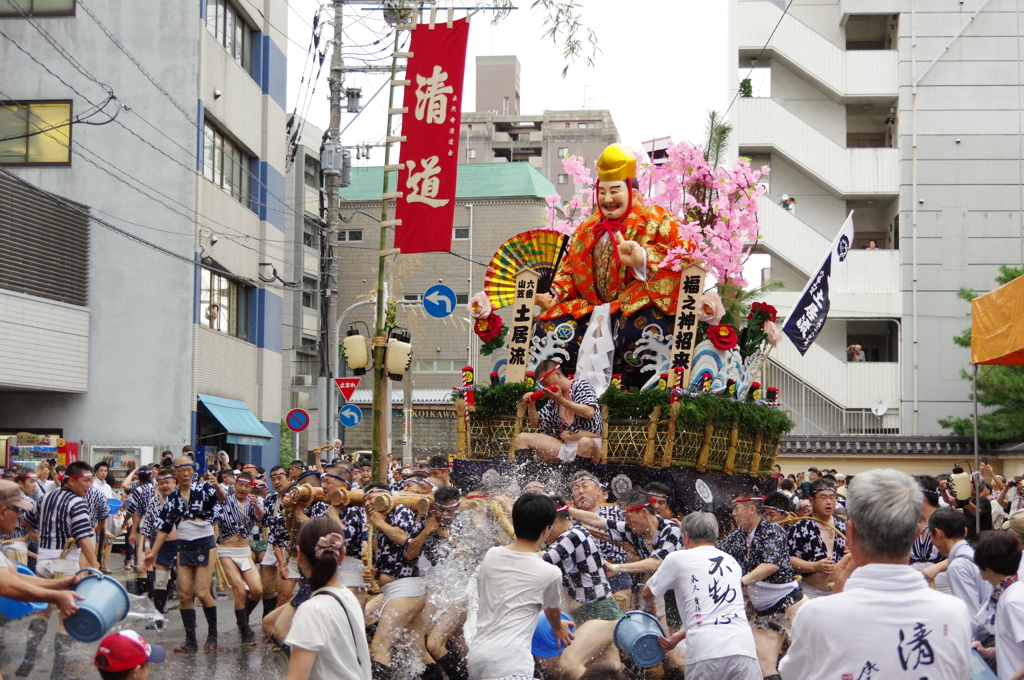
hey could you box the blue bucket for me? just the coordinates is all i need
[107,498,122,514]
[0,563,47,620]
[613,611,666,668]
[532,613,575,658]
[65,569,130,643]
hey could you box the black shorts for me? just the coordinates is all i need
[177,536,215,568]
[754,587,803,630]
[157,540,180,567]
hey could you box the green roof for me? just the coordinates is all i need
[339,162,556,202]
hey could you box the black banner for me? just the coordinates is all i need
[452,460,778,521]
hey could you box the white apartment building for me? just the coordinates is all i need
[730,0,1018,438]
[0,0,290,470]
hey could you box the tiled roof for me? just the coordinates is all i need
[779,435,999,456]
[338,163,556,202]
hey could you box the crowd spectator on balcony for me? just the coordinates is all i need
[779,195,796,215]
[846,344,866,362]
[866,240,881,250]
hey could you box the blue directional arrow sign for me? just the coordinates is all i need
[423,284,456,318]
[338,404,363,428]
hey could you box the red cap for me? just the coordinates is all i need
[94,630,166,672]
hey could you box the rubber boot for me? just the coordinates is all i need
[244,596,260,618]
[50,633,75,680]
[16,617,48,676]
[153,589,168,615]
[372,661,393,680]
[262,596,277,619]
[175,609,198,653]
[203,605,219,651]
[235,608,256,646]
[436,650,469,680]
[420,663,443,680]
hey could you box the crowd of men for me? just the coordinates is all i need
[7,449,1024,680]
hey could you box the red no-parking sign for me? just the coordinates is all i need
[285,409,310,432]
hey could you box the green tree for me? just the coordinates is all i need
[278,420,295,467]
[939,265,1024,441]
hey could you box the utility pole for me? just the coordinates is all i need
[319,0,345,454]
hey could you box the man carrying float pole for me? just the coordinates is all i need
[533,143,686,389]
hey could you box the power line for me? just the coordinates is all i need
[37,1,299,220]
[0,166,298,290]
[724,0,793,118]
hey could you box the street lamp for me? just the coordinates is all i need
[385,327,413,381]
[343,326,370,376]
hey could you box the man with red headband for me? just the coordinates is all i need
[534,143,686,388]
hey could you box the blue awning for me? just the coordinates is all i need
[198,394,273,446]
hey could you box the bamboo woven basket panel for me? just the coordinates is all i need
[706,426,732,471]
[605,421,649,465]
[759,437,781,473]
[469,417,520,459]
[672,426,704,467]
[732,436,757,475]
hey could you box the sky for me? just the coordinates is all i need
[284,0,731,164]
[282,0,769,283]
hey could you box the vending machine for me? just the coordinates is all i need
[87,446,156,493]
[2,433,61,469]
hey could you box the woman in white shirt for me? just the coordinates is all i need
[285,517,371,680]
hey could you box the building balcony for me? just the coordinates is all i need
[738,0,899,102]
[754,199,831,277]
[734,98,899,198]
[764,249,902,317]
[839,0,910,22]
[768,333,900,411]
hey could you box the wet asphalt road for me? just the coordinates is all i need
[0,564,290,680]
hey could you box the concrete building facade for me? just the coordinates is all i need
[730,0,1022,438]
[461,56,619,203]
[0,0,289,469]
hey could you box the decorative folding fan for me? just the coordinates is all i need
[483,229,569,309]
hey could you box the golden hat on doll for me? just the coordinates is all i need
[596,143,637,182]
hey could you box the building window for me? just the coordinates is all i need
[456,294,469,305]
[467,124,472,131]
[558,174,568,185]
[205,0,254,75]
[454,227,470,240]
[302,219,318,248]
[413,360,458,372]
[558,147,569,158]
[466,148,477,160]
[202,119,253,208]
[565,123,570,129]
[404,294,423,302]
[303,156,320,189]
[200,268,249,340]
[0,0,74,15]
[301,277,317,309]
[578,122,596,129]
[338,229,363,242]
[295,352,317,377]
[0,101,72,165]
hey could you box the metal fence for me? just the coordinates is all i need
[763,359,900,435]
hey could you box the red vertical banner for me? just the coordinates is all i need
[394,17,470,254]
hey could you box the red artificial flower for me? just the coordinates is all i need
[748,302,778,323]
[708,324,739,351]
[474,315,504,343]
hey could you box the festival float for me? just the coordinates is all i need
[450,139,794,492]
